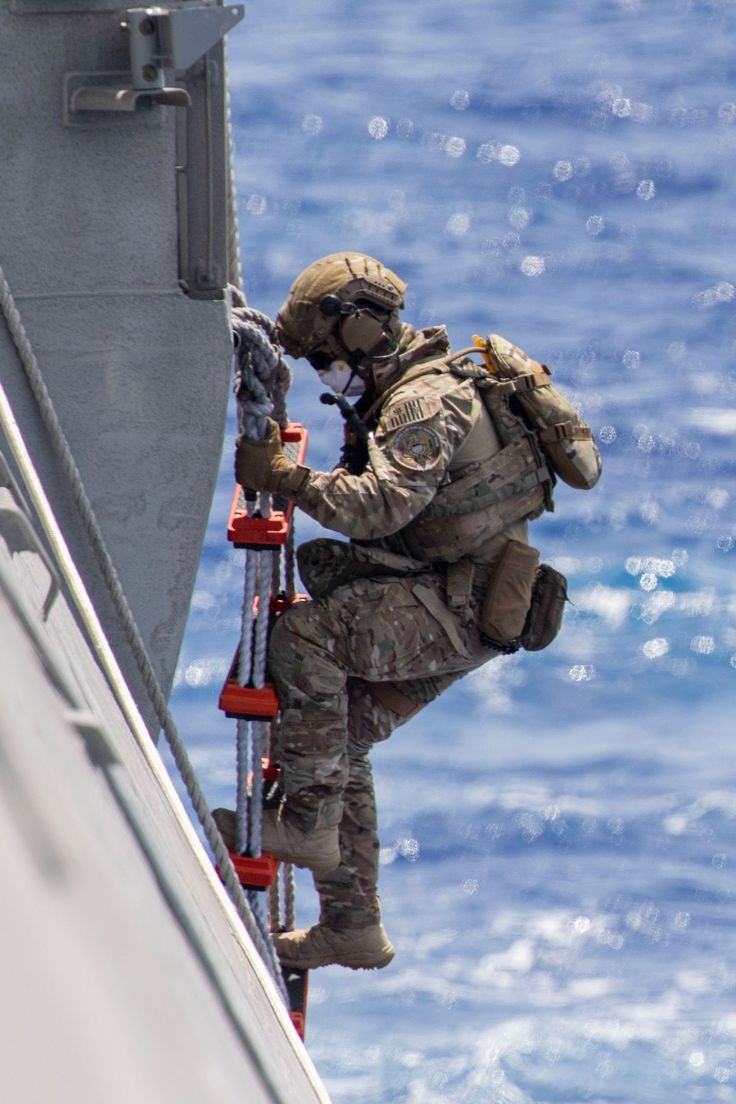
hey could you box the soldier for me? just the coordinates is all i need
[214,252,601,971]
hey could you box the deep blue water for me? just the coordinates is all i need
[169,2,736,1100]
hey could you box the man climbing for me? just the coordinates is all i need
[214,252,601,970]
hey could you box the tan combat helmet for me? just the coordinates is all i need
[275,252,407,369]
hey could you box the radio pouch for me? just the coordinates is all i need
[479,540,540,652]
[520,564,569,651]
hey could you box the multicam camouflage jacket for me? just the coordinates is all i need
[294,325,600,567]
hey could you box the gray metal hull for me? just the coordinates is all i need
[1,0,234,722]
[0,0,330,1097]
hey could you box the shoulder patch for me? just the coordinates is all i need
[381,395,441,433]
[389,424,442,471]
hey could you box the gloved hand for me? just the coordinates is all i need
[234,418,310,497]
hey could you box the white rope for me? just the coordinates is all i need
[0,265,288,1001]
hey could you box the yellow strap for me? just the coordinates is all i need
[472,333,496,373]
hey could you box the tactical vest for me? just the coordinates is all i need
[372,334,599,564]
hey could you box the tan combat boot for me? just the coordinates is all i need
[272,922,395,971]
[211,806,340,878]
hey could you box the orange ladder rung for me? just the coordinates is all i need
[289,1012,306,1040]
[219,677,280,720]
[227,423,308,547]
[218,595,307,719]
[215,759,283,889]
[228,849,280,889]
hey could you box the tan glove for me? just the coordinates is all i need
[234,418,310,497]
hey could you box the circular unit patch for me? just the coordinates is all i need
[391,424,442,470]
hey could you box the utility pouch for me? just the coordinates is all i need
[479,540,539,652]
[520,564,568,651]
[297,538,428,599]
[476,334,602,491]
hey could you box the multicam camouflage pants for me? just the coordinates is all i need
[269,570,493,931]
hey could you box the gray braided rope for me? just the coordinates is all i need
[233,320,280,439]
[0,265,288,1002]
[237,548,259,687]
[285,525,297,600]
[269,872,282,931]
[235,717,250,855]
[248,887,268,936]
[224,55,243,293]
[253,552,273,689]
[248,722,265,855]
[232,309,291,436]
[235,305,278,340]
[284,863,296,932]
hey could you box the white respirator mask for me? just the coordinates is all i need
[316,359,366,397]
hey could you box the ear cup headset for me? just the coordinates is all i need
[274,254,407,373]
[316,292,400,366]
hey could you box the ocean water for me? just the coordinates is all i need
[169,2,736,1100]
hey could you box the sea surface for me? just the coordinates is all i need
[169,2,736,1100]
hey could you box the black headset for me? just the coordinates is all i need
[318,293,356,319]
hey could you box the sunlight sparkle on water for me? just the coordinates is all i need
[444,136,466,158]
[368,116,389,140]
[446,212,471,236]
[498,144,521,166]
[397,837,420,861]
[552,160,573,181]
[450,89,470,111]
[300,113,323,135]
[569,665,595,682]
[693,281,736,308]
[625,557,676,578]
[508,206,531,231]
[642,638,669,659]
[520,255,545,276]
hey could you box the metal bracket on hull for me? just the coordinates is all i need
[70,84,191,112]
[67,3,244,114]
